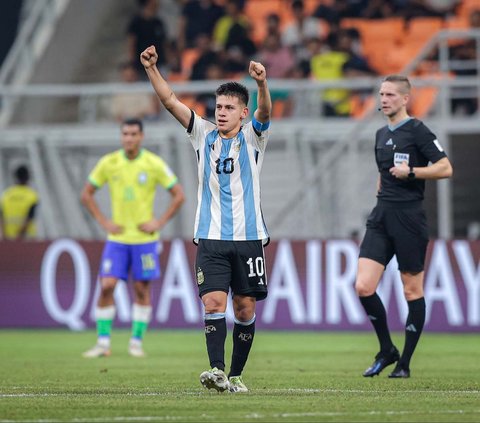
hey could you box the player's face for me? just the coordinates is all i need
[379,81,409,118]
[215,95,248,138]
[121,124,143,157]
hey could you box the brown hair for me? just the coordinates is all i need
[383,75,411,94]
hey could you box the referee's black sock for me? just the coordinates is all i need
[204,314,227,371]
[399,297,426,369]
[229,315,255,378]
[359,293,394,353]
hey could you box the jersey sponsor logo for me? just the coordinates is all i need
[394,152,409,167]
[137,172,148,185]
[406,324,417,332]
[386,138,393,145]
[433,139,444,152]
[196,267,205,285]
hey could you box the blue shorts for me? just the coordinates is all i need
[99,240,161,282]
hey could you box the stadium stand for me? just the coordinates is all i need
[0,0,479,239]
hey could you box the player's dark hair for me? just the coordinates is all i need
[14,165,30,184]
[383,75,411,93]
[216,82,249,106]
[122,117,143,132]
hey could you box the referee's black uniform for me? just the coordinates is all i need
[358,116,449,379]
[360,117,447,271]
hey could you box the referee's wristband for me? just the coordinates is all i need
[407,166,416,181]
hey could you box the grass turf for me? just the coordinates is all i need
[0,330,478,422]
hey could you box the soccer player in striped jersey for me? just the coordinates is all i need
[141,45,272,393]
[81,118,185,358]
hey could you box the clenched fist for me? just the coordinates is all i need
[140,45,158,69]
[249,61,266,82]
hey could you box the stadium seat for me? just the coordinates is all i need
[409,86,438,118]
[178,95,205,116]
[350,94,376,119]
[362,39,403,75]
[244,0,283,45]
[382,43,425,74]
[404,17,444,48]
[445,16,469,30]
[457,0,480,18]
[356,18,405,46]
[181,48,201,79]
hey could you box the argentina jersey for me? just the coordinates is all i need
[187,112,270,243]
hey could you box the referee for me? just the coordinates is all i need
[356,75,453,378]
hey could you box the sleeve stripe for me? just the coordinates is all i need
[252,115,270,132]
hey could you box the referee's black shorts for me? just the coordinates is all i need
[195,239,268,300]
[359,200,429,273]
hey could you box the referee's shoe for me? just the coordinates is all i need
[363,346,400,377]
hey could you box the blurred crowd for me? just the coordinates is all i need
[113,0,479,121]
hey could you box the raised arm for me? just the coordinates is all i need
[140,45,192,128]
[249,61,272,123]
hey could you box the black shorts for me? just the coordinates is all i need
[195,239,268,301]
[359,201,429,273]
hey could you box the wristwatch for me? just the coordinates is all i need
[407,166,416,181]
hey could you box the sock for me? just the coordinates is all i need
[131,304,152,343]
[95,305,115,347]
[359,293,394,353]
[204,313,227,371]
[229,315,256,378]
[399,297,426,369]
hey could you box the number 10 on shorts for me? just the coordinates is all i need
[247,256,265,284]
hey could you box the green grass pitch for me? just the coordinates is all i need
[0,330,478,422]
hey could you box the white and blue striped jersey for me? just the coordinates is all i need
[187,112,270,243]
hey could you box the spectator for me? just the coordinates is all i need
[0,165,39,240]
[256,33,295,79]
[178,0,224,51]
[310,31,353,116]
[127,0,170,76]
[109,61,160,122]
[360,0,398,19]
[265,13,282,39]
[403,0,459,20]
[213,0,249,50]
[190,33,223,81]
[196,62,225,119]
[282,0,326,59]
[313,0,367,22]
[223,22,257,75]
[341,28,377,77]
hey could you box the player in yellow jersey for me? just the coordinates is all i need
[81,118,185,358]
[0,165,39,240]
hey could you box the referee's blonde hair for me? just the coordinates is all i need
[383,75,411,94]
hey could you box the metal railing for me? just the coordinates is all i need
[0,30,479,239]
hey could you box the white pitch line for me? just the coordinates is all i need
[1,409,480,423]
[1,388,480,398]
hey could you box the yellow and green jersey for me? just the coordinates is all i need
[0,185,39,239]
[311,51,351,115]
[88,149,178,244]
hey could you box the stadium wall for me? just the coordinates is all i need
[0,238,478,332]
